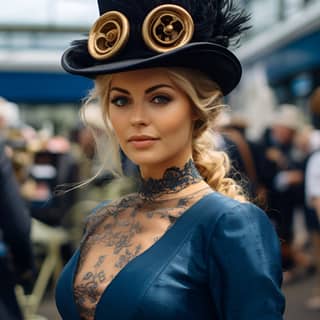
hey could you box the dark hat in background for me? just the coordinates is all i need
[62,0,250,95]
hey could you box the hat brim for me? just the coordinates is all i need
[62,42,241,96]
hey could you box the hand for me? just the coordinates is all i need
[285,170,304,185]
[266,148,287,168]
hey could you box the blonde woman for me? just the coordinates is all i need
[56,0,285,319]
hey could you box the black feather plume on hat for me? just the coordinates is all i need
[193,0,251,47]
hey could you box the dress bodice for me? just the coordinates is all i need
[73,185,211,319]
[56,192,285,320]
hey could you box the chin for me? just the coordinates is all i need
[126,149,169,165]
[129,154,163,166]
[124,143,191,169]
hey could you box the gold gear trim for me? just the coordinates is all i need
[142,4,194,53]
[88,11,129,60]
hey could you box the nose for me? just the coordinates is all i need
[129,103,149,126]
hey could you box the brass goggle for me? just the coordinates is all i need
[88,4,194,60]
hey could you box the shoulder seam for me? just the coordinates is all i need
[205,202,244,257]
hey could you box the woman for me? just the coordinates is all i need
[56,0,285,319]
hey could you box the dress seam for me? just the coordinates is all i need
[132,223,199,318]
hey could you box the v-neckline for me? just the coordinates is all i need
[70,192,216,319]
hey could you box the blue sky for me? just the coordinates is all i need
[1,0,98,26]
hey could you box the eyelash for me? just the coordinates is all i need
[110,96,129,107]
[151,95,172,105]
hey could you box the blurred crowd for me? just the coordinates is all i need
[1,86,320,318]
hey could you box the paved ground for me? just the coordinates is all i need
[36,273,319,320]
[283,273,319,320]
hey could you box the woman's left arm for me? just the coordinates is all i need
[208,202,285,320]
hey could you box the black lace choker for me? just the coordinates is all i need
[138,160,202,200]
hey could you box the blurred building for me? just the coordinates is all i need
[0,0,319,135]
[233,0,320,138]
[239,0,320,101]
[0,0,98,133]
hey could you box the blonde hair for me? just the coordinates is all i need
[82,67,247,201]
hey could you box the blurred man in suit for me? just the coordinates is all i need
[0,139,34,319]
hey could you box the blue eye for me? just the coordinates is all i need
[152,95,171,105]
[110,96,129,107]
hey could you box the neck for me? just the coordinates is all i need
[138,159,203,200]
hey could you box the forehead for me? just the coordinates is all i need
[111,68,174,87]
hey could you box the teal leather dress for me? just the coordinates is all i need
[55,192,285,319]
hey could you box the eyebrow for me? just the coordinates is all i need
[110,84,174,95]
[145,84,174,94]
[110,87,129,94]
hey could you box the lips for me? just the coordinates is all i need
[127,135,159,149]
[128,135,159,142]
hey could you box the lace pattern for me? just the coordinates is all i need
[73,160,211,320]
[139,159,202,200]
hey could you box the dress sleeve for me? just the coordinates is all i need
[208,202,285,320]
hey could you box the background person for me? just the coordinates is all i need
[257,105,307,273]
[0,139,34,320]
[305,145,320,310]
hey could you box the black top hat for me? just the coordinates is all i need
[62,0,249,95]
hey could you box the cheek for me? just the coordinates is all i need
[157,107,193,138]
[109,110,127,142]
